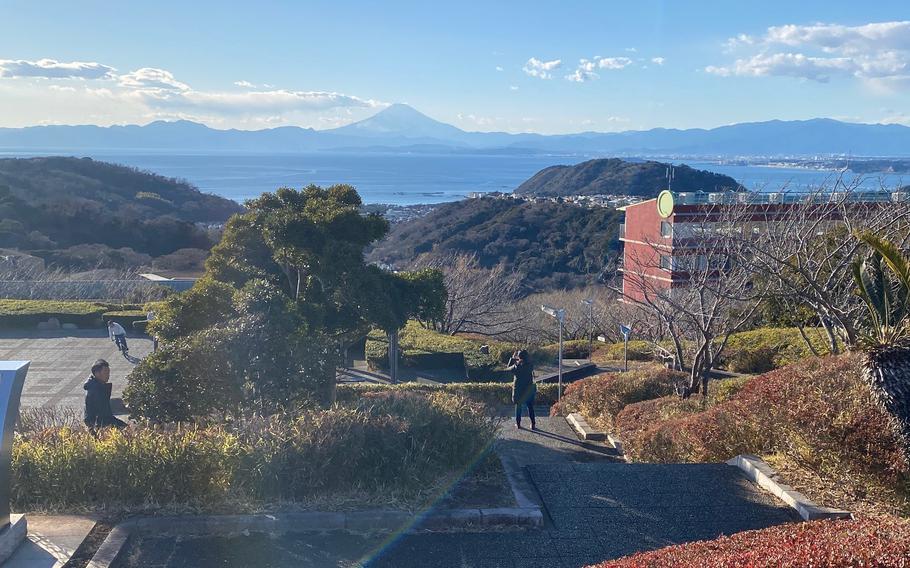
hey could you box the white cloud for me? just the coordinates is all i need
[509,85,519,91]
[0,58,115,80]
[597,57,632,70]
[566,59,598,82]
[566,56,633,82]
[149,89,382,114]
[624,47,638,53]
[651,57,666,65]
[495,66,504,72]
[523,57,562,79]
[881,113,910,126]
[0,56,388,128]
[119,68,190,91]
[709,21,910,85]
[765,21,910,54]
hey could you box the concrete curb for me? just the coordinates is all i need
[564,414,625,458]
[606,433,625,458]
[566,413,606,441]
[86,526,128,568]
[86,507,544,568]
[727,454,853,521]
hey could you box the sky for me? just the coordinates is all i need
[0,0,908,134]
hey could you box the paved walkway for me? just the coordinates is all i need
[4,514,98,568]
[365,414,798,567]
[114,413,799,567]
[0,330,151,411]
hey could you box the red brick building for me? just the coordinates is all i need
[618,190,908,303]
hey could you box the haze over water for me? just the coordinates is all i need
[2,151,906,205]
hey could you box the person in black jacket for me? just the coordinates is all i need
[507,349,536,430]
[84,359,127,433]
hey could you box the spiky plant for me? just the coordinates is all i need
[852,231,910,461]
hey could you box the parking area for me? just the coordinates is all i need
[0,330,152,411]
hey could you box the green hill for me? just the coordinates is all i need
[367,197,622,291]
[0,157,243,261]
[515,158,740,197]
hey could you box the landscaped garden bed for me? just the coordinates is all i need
[12,390,499,513]
[365,320,592,381]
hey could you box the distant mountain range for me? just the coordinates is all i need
[515,159,740,197]
[3,104,910,157]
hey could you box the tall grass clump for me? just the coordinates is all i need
[11,391,497,511]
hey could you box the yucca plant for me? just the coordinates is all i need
[852,231,910,461]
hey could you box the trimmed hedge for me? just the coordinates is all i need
[366,322,517,379]
[721,326,830,372]
[337,382,560,407]
[594,327,832,373]
[102,310,149,330]
[614,354,910,493]
[0,299,109,328]
[550,366,685,431]
[597,340,653,362]
[365,321,587,381]
[0,299,165,330]
[12,390,497,509]
[592,517,910,568]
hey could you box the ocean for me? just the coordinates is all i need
[2,151,907,205]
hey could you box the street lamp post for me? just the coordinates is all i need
[541,305,566,400]
[581,298,594,360]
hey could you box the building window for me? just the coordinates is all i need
[660,221,672,238]
[660,255,672,271]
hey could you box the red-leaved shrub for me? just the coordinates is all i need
[550,365,685,430]
[589,517,910,568]
[615,353,909,484]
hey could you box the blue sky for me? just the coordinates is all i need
[0,0,908,133]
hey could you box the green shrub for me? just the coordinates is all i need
[722,327,830,371]
[597,340,653,362]
[13,426,240,507]
[593,327,831,373]
[12,391,497,510]
[337,382,560,407]
[128,280,340,421]
[365,321,513,377]
[550,365,685,431]
[0,299,109,328]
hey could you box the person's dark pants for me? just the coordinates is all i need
[516,393,536,427]
[86,416,127,437]
[114,334,128,352]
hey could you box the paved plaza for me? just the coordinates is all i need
[0,330,152,412]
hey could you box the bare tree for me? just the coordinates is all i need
[735,182,910,353]
[413,253,523,336]
[500,286,617,345]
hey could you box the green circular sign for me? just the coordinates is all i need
[657,190,674,218]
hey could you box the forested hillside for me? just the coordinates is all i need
[515,158,740,197]
[0,157,243,264]
[367,197,622,291]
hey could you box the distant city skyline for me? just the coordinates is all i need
[1,1,908,134]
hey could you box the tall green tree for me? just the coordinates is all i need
[127,185,445,421]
